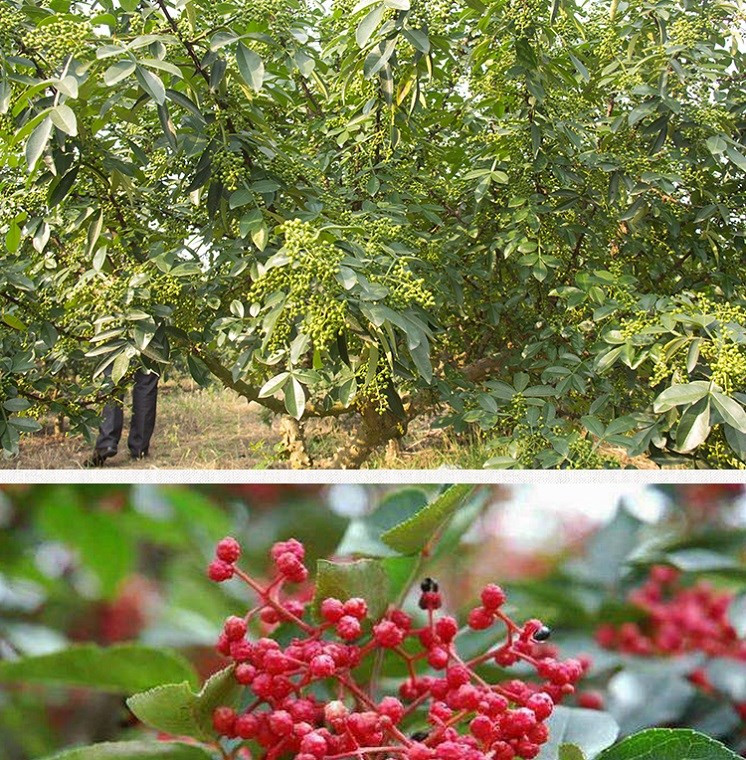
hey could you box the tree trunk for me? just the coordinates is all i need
[330,405,407,469]
[279,416,312,469]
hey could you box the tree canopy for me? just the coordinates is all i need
[1,0,745,467]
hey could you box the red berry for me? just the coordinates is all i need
[268,709,294,736]
[427,646,449,670]
[343,597,368,620]
[309,654,336,678]
[300,732,328,758]
[481,584,507,610]
[276,552,308,582]
[337,615,362,641]
[216,537,241,563]
[378,696,404,724]
[208,560,234,582]
[235,713,259,739]
[373,620,404,648]
[235,663,256,685]
[470,715,493,743]
[321,597,345,623]
[213,706,237,736]
[408,743,434,760]
[577,691,604,710]
[224,615,247,641]
[435,616,459,643]
[467,607,494,630]
[526,692,553,720]
[271,538,305,562]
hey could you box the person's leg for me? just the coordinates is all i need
[128,369,159,457]
[85,396,124,466]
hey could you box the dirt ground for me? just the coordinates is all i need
[0,382,661,470]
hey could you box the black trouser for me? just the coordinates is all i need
[95,370,159,457]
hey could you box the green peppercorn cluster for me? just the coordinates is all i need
[22,17,90,68]
[212,149,244,191]
[248,219,347,353]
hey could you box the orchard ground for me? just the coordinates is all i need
[1,377,661,470]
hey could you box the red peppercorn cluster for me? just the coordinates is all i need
[207,537,588,760]
[595,565,746,718]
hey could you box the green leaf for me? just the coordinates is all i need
[3,397,31,412]
[236,44,264,90]
[675,397,711,453]
[258,372,290,398]
[313,558,389,621]
[127,666,239,742]
[380,485,475,554]
[357,4,385,47]
[595,729,739,760]
[711,392,746,433]
[111,351,131,385]
[0,644,198,693]
[664,548,739,573]
[653,381,710,413]
[37,741,213,760]
[26,116,53,169]
[104,60,136,85]
[135,65,166,104]
[537,707,618,760]
[284,376,306,420]
[50,104,77,136]
[337,487,430,557]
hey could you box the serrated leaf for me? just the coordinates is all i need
[596,729,738,760]
[0,644,198,693]
[127,666,239,742]
[380,485,475,554]
[313,559,389,621]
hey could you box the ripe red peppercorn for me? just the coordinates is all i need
[480,584,507,610]
[212,706,237,736]
[208,560,234,582]
[320,597,345,623]
[216,537,241,563]
[467,606,494,630]
[235,713,259,739]
[224,615,247,641]
[336,615,362,641]
[343,597,368,620]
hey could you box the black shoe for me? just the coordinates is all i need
[130,450,149,461]
[83,448,117,467]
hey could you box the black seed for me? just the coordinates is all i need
[420,577,438,592]
[411,731,429,741]
[533,625,552,642]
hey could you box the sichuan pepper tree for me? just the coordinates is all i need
[2,0,746,467]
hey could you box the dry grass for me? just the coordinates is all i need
[1,381,664,470]
[0,382,285,470]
